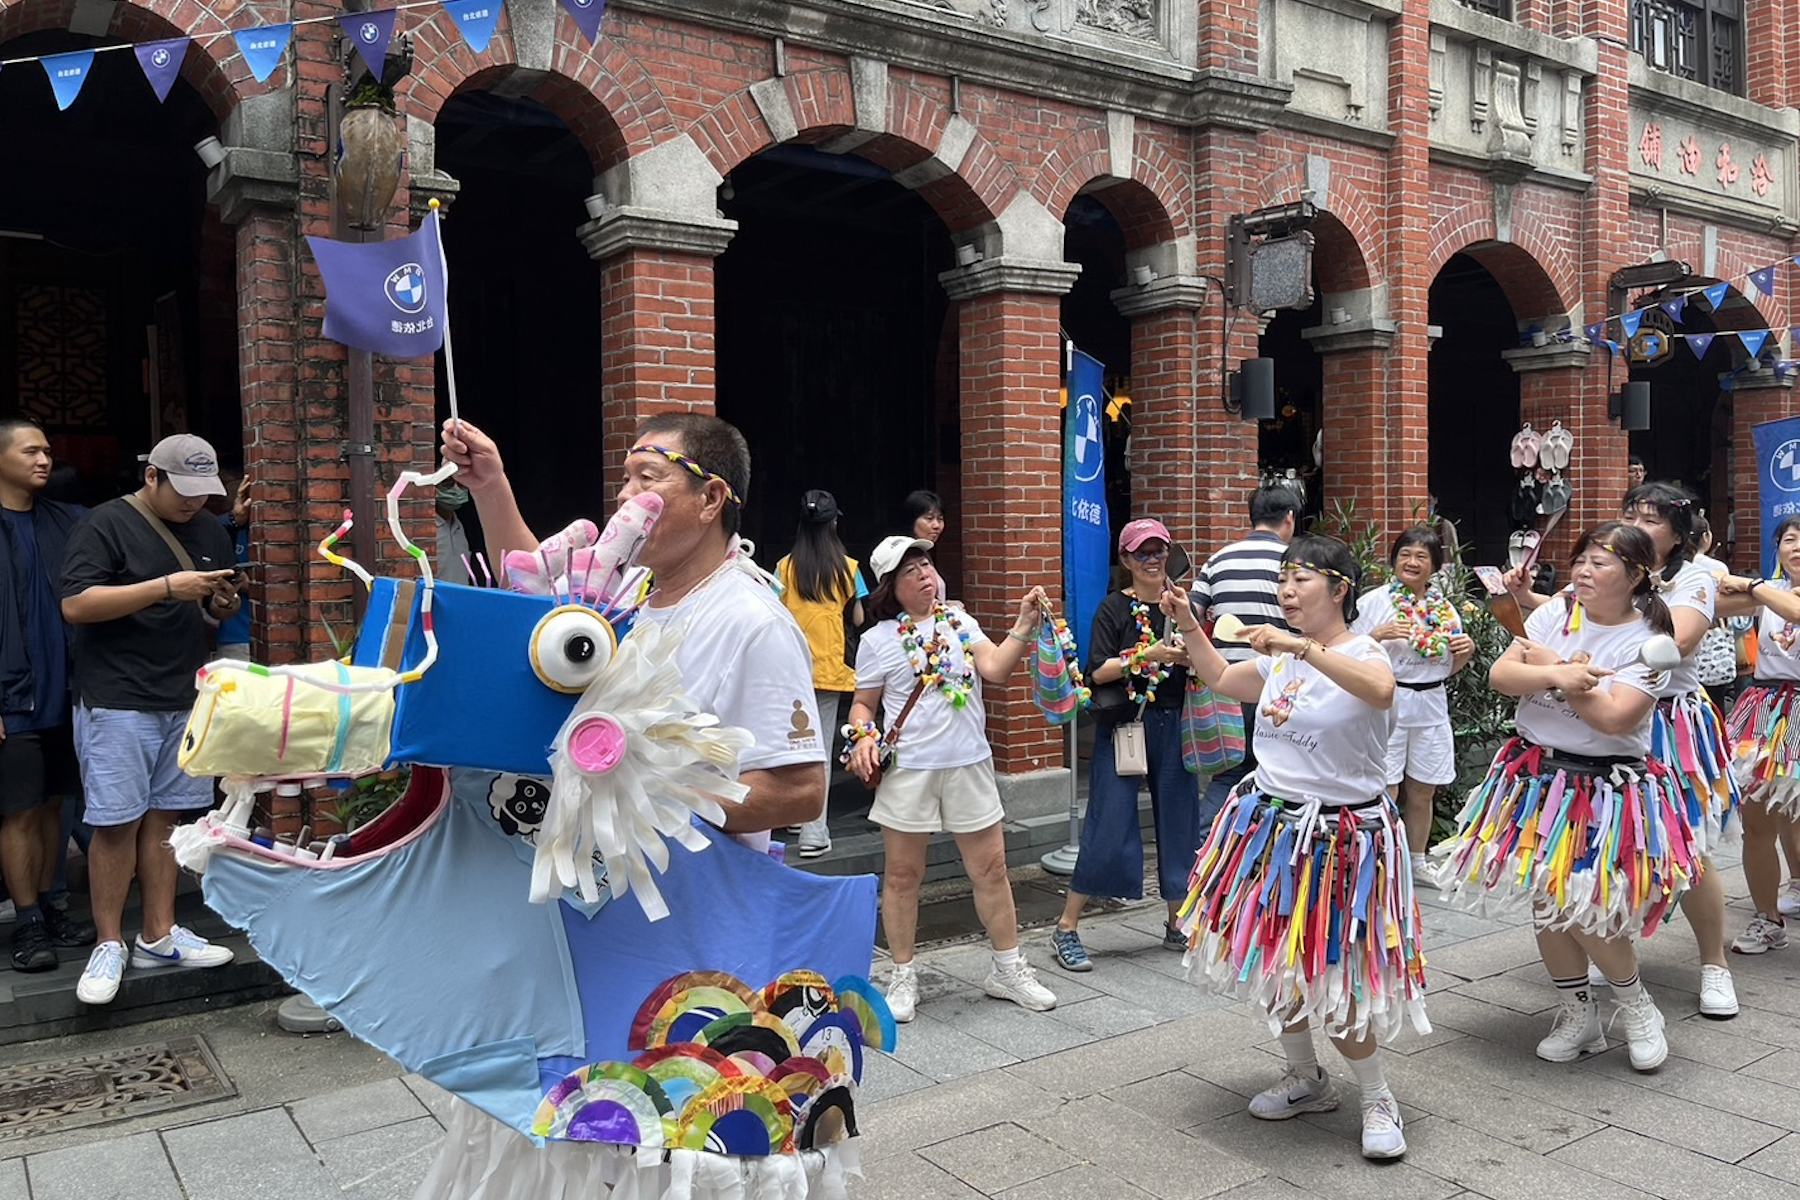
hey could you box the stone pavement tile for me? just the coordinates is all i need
[1402,1118,1652,1199]
[1056,956,1212,1015]
[313,1116,443,1200]
[0,1159,21,1200]
[162,1108,337,1200]
[1547,1127,1800,1199]
[1023,1094,1265,1200]
[921,989,1093,1060]
[853,1150,986,1200]
[1413,991,1550,1056]
[994,1161,1157,1200]
[1180,1043,1287,1100]
[1380,1060,1604,1154]
[1380,1022,1468,1058]
[1188,1110,1460,1200]
[919,1121,1078,1192]
[883,1010,1023,1082]
[1003,1007,1268,1099]
[862,1054,937,1105]
[1417,928,1543,981]
[1044,995,1163,1039]
[1417,906,1512,946]
[401,1074,456,1127]
[290,1077,429,1146]
[859,1069,1064,1163]
[1572,1050,1800,1133]
[25,1131,183,1200]
[1448,974,1560,1015]
[1106,1068,1248,1128]
[924,947,1108,1008]
[1209,1177,1316,1199]
[1668,999,1800,1051]
[1740,1132,1800,1187]
[1736,1046,1800,1088]
[1657,1014,1783,1071]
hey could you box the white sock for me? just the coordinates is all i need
[1278,1029,1319,1074]
[993,946,1022,969]
[1606,972,1644,1005]
[891,958,914,973]
[1343,1053,1390,1102]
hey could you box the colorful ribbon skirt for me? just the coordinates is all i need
[1654,691,1740,853]
[1175,786,1429,1043]
[1726,682,1800,820]
[1431,738,1696,939]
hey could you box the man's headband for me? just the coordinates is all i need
[626,445,743,507]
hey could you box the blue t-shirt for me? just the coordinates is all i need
[3,510,68,731]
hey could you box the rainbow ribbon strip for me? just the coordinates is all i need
[1725,682,1800,819]
[1652,692,1740,852]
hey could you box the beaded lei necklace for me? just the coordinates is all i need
[1124,597,1169,704]
[1389,579,1456,659]
[897,603,977,707]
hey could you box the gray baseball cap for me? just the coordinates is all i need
[147,434,226,497]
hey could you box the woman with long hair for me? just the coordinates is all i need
[1436,523,1693,1072]
[1165,535,1422,1161]
[1048,519,1201,971]
[846,536,1057,1021]
[775,489,865,858]
[1352,528,1476,880]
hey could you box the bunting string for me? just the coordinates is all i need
[1571,250,1800,374]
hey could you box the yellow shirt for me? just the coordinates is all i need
[776,556,860,693]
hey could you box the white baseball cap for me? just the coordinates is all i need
[870,535,934,584]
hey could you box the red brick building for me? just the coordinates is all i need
[1,0,1796,817]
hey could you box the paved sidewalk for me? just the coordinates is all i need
[3,852,1799,1199]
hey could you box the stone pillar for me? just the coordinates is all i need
[1111,276,1211,548]
[940,257,1080,811]
[581,207,738,498]
[1303,319,1400,539]
[1731,367,1799,573]
[1501,339,1614,564]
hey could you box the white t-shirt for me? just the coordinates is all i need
[1250,635,1394,806]
[1514,600,1661,759]
[855,606,992,772]
[635,566,827,847]
[1352,584,1461,729]
[1755,579,1800,682]
[1657,559,1716,698]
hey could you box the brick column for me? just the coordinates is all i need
[940,257,1080,798]
[1111,276,1211,548]
[1304,320,1400,539]
[1501,340,1617,563]
[1731,368,1799,574]
[581,207,738,498]
[1382,0,1432,546]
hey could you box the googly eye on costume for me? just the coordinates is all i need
[530,606,619,693]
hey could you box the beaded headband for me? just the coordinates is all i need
[1280,560,1355,589]
[626,445,744,507]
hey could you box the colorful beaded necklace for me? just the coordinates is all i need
[1389,579,1456,659]
[897,603,976,708]
[1124,597,1170,705]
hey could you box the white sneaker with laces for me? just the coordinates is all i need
[886,965,918,1024]
[1536,999,1606,1062]
[77,940,126,1005]
[983,955,1057,1012]
[1698,964,1738,1019]
[1612,991,1668,1071]
[130,925,234,971]
[1360,1092,1406,1159]
[1247,1066,1339,1120]
[1780,880,1800,919]
[1732,913,1789,955]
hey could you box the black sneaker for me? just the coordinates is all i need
[42,905,97,948]
[1163,922,1188,951]
[11,920,57,972]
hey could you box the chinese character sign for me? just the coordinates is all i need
[1063,348,1110,662]
[307,211,450,358]
[1754,417,1800,578]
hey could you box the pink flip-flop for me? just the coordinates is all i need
[1510,423,1543,470]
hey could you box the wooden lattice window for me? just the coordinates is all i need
[1630,0,1743,96]
[15,285,108,427]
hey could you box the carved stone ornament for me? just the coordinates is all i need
[1075,0,1156,40]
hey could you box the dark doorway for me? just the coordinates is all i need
[1062,195,1131,531]
[1429,254,1521,562]
[1258,292,1325,526]
[1628,288,1727,508]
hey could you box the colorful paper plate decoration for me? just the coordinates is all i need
[693,1010,803,1062]
[831,974,899,1052]
[672,1075,794,1155]
[633,977,757,1049]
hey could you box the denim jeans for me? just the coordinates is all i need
[1072,706,1202,902]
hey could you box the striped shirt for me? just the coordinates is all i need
[1191,530,1288,662]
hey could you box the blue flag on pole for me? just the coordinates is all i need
[444,0,502,53]
[557,0,606,43]
[1753,416,1800,578]
[41,51,94,111]
[235,25,293,84]
[1063,347,1110,662]
[307,211,449,358]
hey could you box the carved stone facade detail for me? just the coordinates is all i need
[1074,0,1156,40]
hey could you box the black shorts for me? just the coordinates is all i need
[0,727,80,817]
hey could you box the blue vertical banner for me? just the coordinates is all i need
[1063,346,1110,661]
[1753,416,1800,578]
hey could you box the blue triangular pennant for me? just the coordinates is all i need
[338,10,397,81]
[557,0,606,43]
[1603,340,1622,357]
[1702,282,1729,310]
[1738,330,1770,359]
[1620,310,1645,339]
[1686,333,1715,360]
[134,38,188,103]
[1750,266,1778,299]
[41,51,94,111]
[1660,296,1686,323]
[1585,322,1605,346]
[443,0,501,53]
[235,24,293,84]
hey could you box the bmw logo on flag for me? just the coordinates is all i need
[386,263,428,314]
[360,20,380,41]
[151,47,170,67]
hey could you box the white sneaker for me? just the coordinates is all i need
[1410,854,1433,884]
[1360,1092,1406,1159]
[130,925,234,971]
[983,955,1057,1012]
[1536,999,1607,1062]
[1779,880,1800,919]
[886,964,918,1024]
[1612,991,1668,1071]
[1247,1066,1339,1119]
[1698,964,1738,1019]
[1732,913,1790,955]
[77,940,126,1005]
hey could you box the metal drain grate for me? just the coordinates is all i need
[0,1035,235,1142]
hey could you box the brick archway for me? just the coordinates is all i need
[1426,223,1570,321]
[1038,139,1184,248]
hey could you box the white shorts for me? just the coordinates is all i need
[1384,721,1456,788]
[869,761,1005,834]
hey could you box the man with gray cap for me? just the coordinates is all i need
[60,434,242,1005]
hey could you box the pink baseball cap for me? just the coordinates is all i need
[1118,518,1172,553]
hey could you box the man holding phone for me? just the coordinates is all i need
[60,435,241,1005]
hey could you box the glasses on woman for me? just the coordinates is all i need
[1128,547,1168,563]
